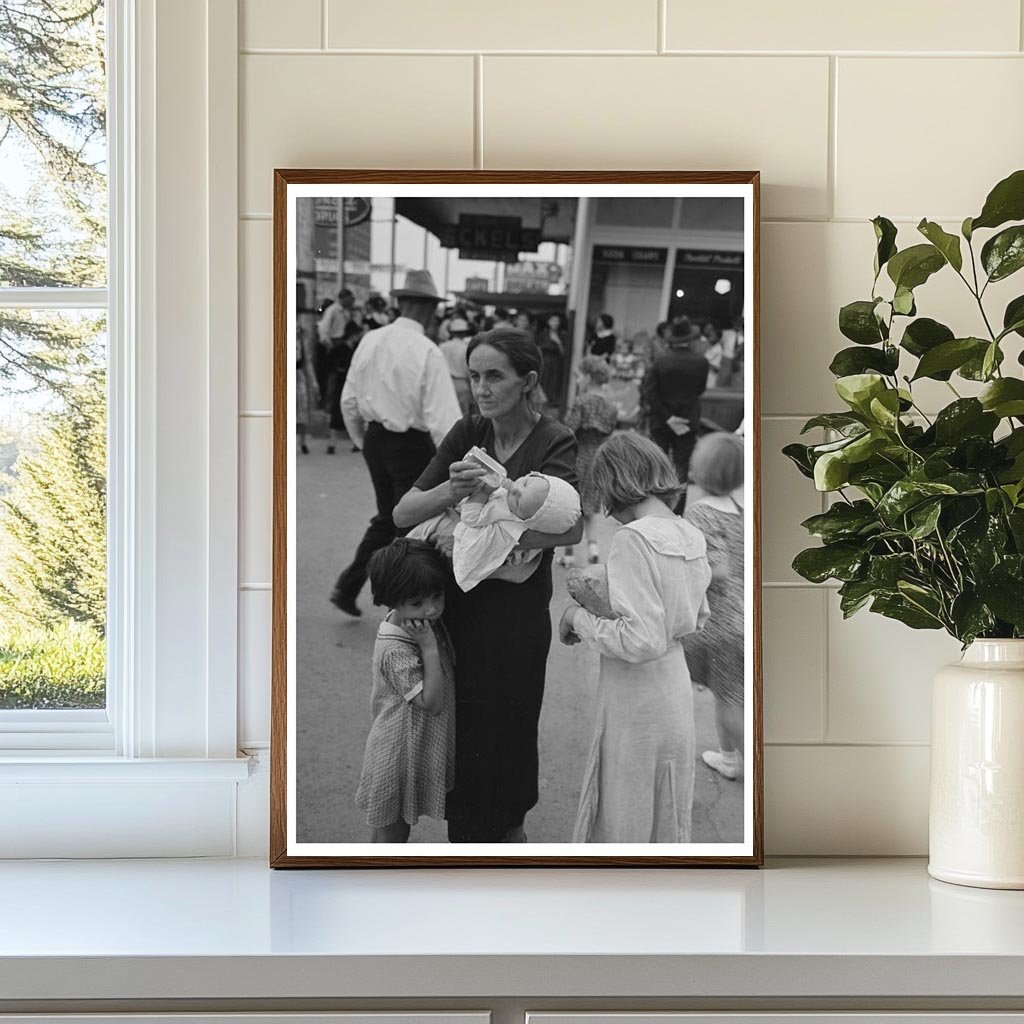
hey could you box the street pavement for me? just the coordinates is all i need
[295,439,744,845]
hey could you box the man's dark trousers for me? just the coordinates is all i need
[332,421,435,604]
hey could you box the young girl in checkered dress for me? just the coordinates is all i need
[354,539,456,842]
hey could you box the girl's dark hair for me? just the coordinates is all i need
[466,327,543,382]
[598,313,614,330]
[367,538,449,608]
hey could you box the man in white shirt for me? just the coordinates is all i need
[330,269,461,617]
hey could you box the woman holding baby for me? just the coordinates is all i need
[394,328,582,843]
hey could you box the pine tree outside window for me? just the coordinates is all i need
[0,1,110,740]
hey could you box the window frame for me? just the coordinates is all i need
[0,0,244,794]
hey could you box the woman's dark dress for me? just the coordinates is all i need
[414,414,578,842]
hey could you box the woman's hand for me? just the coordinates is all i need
[447,460,488,502]
[558,604,581,646]
[402,618,438,649]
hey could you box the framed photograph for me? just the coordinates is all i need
[271,170,762,867]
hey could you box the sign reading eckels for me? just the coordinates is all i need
[440,214,541,261]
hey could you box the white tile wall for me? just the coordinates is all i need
[665,0,1021,53]
[483,56,831,220]
[326,0,659,51]
[235,3,1023,853]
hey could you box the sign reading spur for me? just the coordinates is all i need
[439,214,541,261]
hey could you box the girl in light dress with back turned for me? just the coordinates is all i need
[559,433,711,843]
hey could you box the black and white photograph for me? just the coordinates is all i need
[272,173,762,866]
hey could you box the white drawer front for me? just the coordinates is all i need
[0,1015,490,1024]
[528,1016,1024,1024]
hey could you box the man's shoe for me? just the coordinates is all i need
[329,589,361,617]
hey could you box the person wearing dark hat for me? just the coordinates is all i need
[330,270,462,617]
[641,316,709,508]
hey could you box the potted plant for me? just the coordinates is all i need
[785,169,1024,889]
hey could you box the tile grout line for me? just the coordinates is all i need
[475,55,484,169]
[827,55,838,221]
[321,0,328,50]
[657,0,666,54]
[237,47,1024,57]
[1020,0,1024,51]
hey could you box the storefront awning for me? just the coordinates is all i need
[453,290,568,311]
[396,198,577,245]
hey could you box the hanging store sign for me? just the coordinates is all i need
[313,197,373,228]
[676,248,743,269]
[504,260,562,293]
[440,214,541,261]
[592,245,668,265]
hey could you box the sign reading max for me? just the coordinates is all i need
[440,213,541,261]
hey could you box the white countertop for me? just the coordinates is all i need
[2,857,1024,1001]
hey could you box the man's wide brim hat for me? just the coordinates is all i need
[391,269,444,302]
[668,317,702,343]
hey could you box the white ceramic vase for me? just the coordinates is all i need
[929,639,1024,889]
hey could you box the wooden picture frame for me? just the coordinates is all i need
[271,170,762,867]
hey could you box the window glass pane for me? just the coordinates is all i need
[595,197,674,227]
[0,309,106,710]
[0,1,107,288]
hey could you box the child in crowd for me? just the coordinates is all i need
[558,355,622,569]
[411,455,581,591]
[354,539,456,842]
[559,433,711,843]
[683,431,746,780]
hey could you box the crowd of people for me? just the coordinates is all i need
[299,268,747,845]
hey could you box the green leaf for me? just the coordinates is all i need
[838,578,878,618]
[782,442,815,479]
[962,216,974,241]
[950,592,995,644]
[877,479,958,524]
[868,389,902,430]
[980,378,1024,418]
[908,500,942,539]
[800,501,879,543]
[829,345,899,378]
[892,287,916,316]
[872,216,898,277]
[839,300,886,345]
[976,580,1024,629]
[814,450,850,491]
[900,317,955,359]
[1002,295,1024,340]
[917,219,963,272]
[933,399,999,445]
[971,168,1024,232]
[887,243,946,291]
[792,543,865,584]
[981,225,1024,282]
[835,373,886,414]
[911,337,987,381]
[868,552,915,587]
[800,413,865,435]
[959,344,1004,381]
[982,342,1000,380]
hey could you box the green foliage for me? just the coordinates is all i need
[0,2,108,706]
[788,169,1024,644]
[0,375,106,633]
[0,619,104,709]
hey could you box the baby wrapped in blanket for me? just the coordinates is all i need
[410,452,581,592]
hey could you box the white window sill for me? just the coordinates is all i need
[0,755,252,782]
